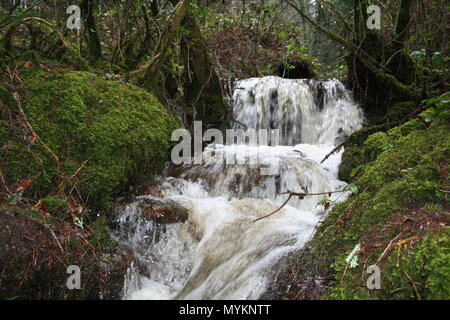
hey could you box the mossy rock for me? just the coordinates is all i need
[1,69,180,211]
[338,124,390,182]
[362,132,391,162]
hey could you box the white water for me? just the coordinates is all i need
[233,77,363,146]
[114,76,364,300]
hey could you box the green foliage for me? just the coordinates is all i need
[7,192,22,205]
[379,229,450,300]
[88,216,116,248]
[343,184,360,195]
[421,202,444,214]
[41,197,68,216]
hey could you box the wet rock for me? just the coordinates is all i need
[276,59,316,79]
[139,197,189,224]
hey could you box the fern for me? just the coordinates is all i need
[422,202,443,214]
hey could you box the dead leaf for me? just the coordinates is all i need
[39,64,52,72]
[24,61,33,69]
[14,179,34,193]
[14,173,41,193]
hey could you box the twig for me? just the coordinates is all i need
[320,139,348,164]
[0,170,12,194]
[253,193,295,223]
[5,17,72,52]
[376,232,403,265]
[253,190,345,223]
[403,270,422,300]
[57,160,88,194]
[7,68,60,171]
[228,119,248,130]
[43,224,65,254]
[192,65,213,107]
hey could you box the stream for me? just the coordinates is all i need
[112,76,364,300]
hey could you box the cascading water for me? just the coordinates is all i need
[113,76,364,300]
[233,77,363,146]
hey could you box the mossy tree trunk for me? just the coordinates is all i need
[142,0,191,89]
[347,0,419,122]
[284,0,421,122]
[177,8,228,128]
[141,0,227,129]
[80,0,102,61]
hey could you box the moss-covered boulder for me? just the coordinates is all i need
[338,124,390,182]
[1,69,180,210]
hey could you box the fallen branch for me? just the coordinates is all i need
[43,224,65,254]
[320,139,348,164]
[376,232,403,265]
[8,68,61,171]
[2,16,88,69]
[253,190,344,223]
[57,160,88,195]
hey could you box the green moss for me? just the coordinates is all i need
[338,124,390,182]
[362,132,391,162]
[383,101,416,123]
[381,229,450,300]
[88,216,117,248]
[1,69,180,210]
[286,103,449,300]
[41,197,68,216]
[328,228,450,300]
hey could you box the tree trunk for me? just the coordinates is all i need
[142,0,191,87]
[178,13,228,127]
[80,0,102,60]
[347,0,418,122]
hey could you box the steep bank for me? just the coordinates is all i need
[273,97,449,300]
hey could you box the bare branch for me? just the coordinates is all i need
[253,190,345,223]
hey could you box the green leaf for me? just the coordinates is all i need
[350,165,364,178]
[343,184,359,195]
[7,192,23,205]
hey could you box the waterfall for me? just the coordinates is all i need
[114,76,364,300]
[233,77,364,146]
